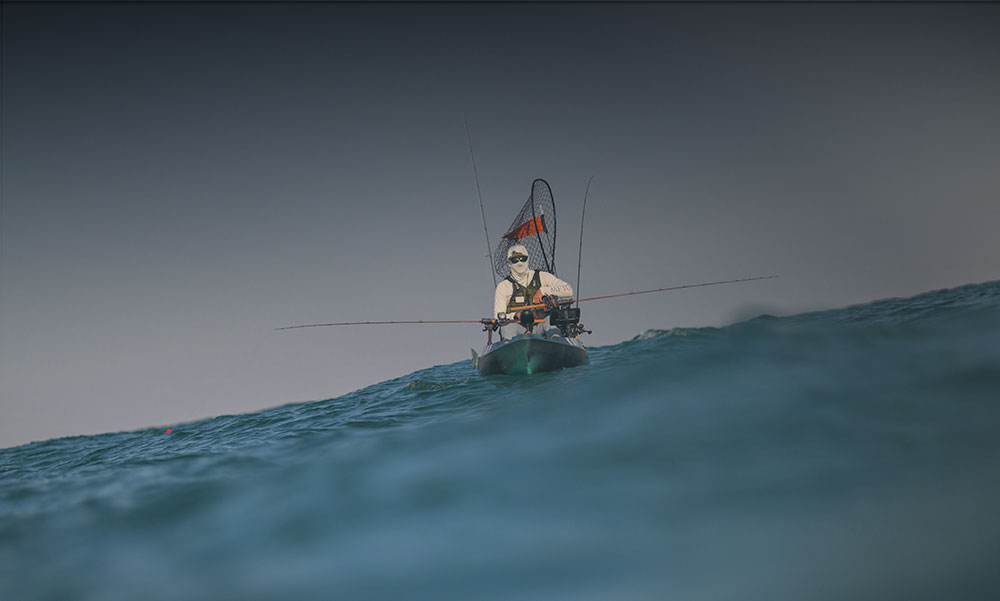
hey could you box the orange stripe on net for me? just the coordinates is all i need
[502,215,547,240]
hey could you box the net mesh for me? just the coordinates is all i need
[493,179,558,280]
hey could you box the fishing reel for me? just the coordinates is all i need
[480,317,500,343]
[548,299,591,338]
[518,308,538,329]
[492,308,543,330]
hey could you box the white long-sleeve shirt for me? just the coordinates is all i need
[493,270,574,319]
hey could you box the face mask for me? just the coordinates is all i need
[510,255,530,277]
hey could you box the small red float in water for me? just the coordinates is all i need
[166,429,173,434]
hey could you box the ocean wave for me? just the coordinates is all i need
[3,280,999,600]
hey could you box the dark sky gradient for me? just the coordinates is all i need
[2,3,998,448]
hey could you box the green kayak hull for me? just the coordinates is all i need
[477,334,589,376]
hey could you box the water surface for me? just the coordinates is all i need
[3,281,999,600]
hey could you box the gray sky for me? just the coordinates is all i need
[2,3,998,449]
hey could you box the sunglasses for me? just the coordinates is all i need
[509,256,528,263]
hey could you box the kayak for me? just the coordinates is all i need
[474,333,589,376]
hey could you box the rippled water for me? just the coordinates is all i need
[3,281,999,600]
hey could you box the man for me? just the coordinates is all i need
[494,244,574,339]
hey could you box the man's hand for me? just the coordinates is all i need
[532,290,544,305]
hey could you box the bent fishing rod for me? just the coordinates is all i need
[464,119,496,289]
[275,274,779,331]
[576,175,593,307]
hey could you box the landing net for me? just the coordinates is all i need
[493,179,558,280]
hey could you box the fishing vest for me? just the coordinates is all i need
[506,270,543,312]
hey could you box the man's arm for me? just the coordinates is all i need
[538,272,574,300]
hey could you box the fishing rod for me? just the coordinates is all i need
[464,119,497,288]
[275,275,778,331]
[511,274,780,313]
[575,176,593,307]
[276,319,495,331]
